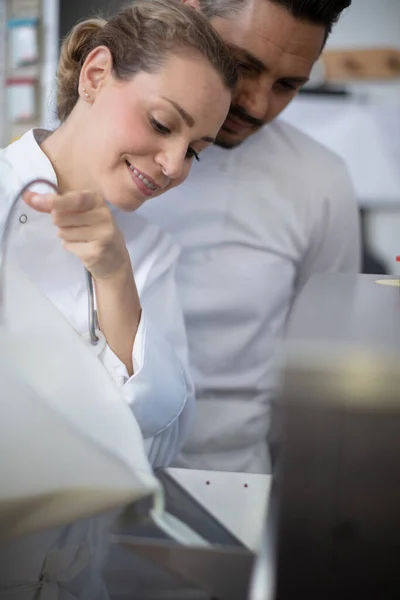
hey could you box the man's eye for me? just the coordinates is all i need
[151,118,171,134]
[238,62,252,71]
[186,147,200,161]
[277,81,297,91]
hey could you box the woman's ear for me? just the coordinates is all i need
[79,46,113,99]
[181,0,202,11]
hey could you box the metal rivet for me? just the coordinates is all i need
[19,214,27,224]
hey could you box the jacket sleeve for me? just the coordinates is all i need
[294,159,361,294]
[97,238,195,469]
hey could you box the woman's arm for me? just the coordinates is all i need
[25,190,195,467]
[125,241,195,467]
[24,190,141,375]
[104,220,195,467]
[94,257,141,376]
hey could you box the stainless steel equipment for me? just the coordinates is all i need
[111,273,400,600]
[5,266,397,598]
[285,272,400,352]
[110,470,270,600]
[249,273,400,600]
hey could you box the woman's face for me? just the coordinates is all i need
[78,51,231,211]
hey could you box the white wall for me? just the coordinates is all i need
[327,0,400,47]
[285,0,400,273]
[331,0,400,274]
[326,0,400,107]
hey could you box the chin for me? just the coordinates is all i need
[215,127,259,149]
[107,194,142,213]
[120,199,143,212]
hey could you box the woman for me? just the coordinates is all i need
[0,0,236,467]
[0,1,236,598]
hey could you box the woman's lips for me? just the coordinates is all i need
[126,161,159,198]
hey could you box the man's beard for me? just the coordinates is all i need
[214,104,264,149]
[214,133,242,149]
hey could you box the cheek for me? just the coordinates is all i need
[232,79,246,105]
[267,93,294,123]
[167,162,192,192]
[93,94,151,153]
[91,116,153,167]
[176,161,193,185]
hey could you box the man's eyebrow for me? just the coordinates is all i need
[228,44,267,74]
[280,76,310,85]
[161,97,215,143]
[162,97,195,127]
[228,45,309,85]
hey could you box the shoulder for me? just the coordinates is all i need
[0,135,30,225]
[1,129,35,166]
[129,212,179,259]
[0,130,59,227]
[0,137,24,188]
[114,211,180,289]
[239,119,347,177]
[229,121,354,220]
[1,129,56,192]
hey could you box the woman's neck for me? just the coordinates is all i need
[40,118,90,194]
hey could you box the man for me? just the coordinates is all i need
[139,0,359,474]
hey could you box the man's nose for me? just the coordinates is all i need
[235,78,269,122]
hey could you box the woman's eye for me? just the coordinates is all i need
[151,117,200,162]
[151,118,171,135]
[186,147,200,162]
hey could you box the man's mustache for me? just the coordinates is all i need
[228,104,264,128]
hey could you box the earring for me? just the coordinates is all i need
[82,88,90,98]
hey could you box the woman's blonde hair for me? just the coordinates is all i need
[57,0,238,122]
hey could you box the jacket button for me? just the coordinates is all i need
[19,214,28,224]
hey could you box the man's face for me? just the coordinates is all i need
[208,0,326,148]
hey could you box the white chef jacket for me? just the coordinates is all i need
[140,118,361,475]
[0,129,194,600]
[0,128,194,468]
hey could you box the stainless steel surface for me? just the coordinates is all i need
[112,469,269,599]
[115,537,254,600]
[0,175,99,344]
[114,275,400,599]
[247,520,275,600]
[287,273,400,352]
[158,469,271,551]
[258,274,400,599]
[272,350,400,599]
[84,267,99,344]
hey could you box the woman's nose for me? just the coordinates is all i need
[156,144,186,181]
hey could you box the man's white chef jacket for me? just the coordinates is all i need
[140,118,361,474]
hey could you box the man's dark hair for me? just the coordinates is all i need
[198,0,351,39]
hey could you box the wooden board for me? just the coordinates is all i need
[322,47,400,81]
